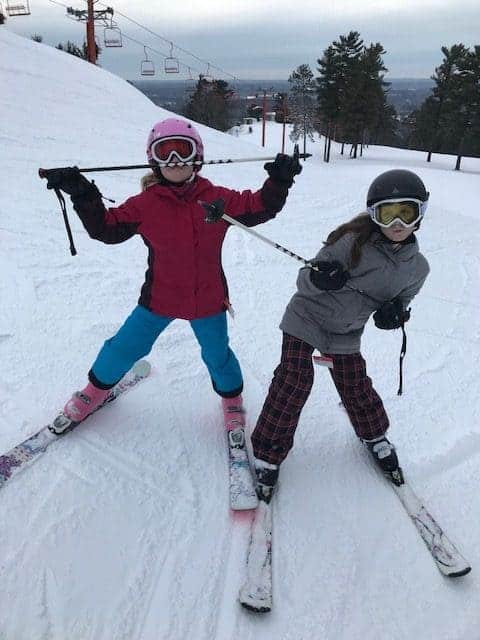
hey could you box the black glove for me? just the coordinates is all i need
[200,198,225,223]
[373,298,411,330]
[44,167,98,199]
[309,260,349,291]
[264,153,302,184]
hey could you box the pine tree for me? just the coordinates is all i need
[409,44,480,165]
[407,97,438,150]
[56,40,101,61]
[316,32,395,160]
[288,64,317,155]
[316,44,343,160]
[466,46,480,159]
[56,41,85,58]
[427,44,469,161]
[356,43,396,149]
[183,77,235,132]
[332,31,364,157]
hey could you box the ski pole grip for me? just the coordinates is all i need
[200,198,226,224]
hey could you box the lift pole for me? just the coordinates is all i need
[67,4,114,64]
[86,0,96,63]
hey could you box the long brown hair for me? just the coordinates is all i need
[324,213,377,268]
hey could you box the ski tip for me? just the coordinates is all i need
[239,586,272,613]
[445,565,471,578]
[240,600,271,614]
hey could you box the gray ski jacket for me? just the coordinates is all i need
[280,230,430,354]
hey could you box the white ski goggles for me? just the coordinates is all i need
[150,136,197,164]
[367,198,427,228]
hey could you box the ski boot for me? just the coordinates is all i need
[222,395,245,431]
[254,458,279,504]
[51,382,112,435]
[362,435,404,486]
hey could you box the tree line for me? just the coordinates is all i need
[30,34,101,61]
[407,45,480,168]
[25,27,479,165]
[183,31,479,166]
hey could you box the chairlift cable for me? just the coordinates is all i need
[48,0,234,81]
[96,0,237,80]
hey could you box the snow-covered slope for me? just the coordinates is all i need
[1,28,480,639]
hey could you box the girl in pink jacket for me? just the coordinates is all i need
[45,118,301,431]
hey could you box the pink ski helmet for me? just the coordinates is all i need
[146,118,204,166]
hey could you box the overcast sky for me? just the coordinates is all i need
[5,0,479,81]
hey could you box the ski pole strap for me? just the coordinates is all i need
[53,188,77,256]
[397,323,408,396]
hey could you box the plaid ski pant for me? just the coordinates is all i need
[251,333,390,466]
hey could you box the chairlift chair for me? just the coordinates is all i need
[164,43,179,74]
[202,63,214,83]
[141,47,155,76]
[104,26,122,48]
[5,0,30,16]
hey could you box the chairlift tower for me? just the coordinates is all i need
[67,1,115,64]
[258,88,274,147]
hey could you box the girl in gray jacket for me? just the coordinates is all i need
[251,169,430,502]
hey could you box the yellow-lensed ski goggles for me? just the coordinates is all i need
[367,198,427,228]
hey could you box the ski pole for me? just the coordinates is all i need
[39,152,312,175]
[201,198,317,270]
[200,198,382,304]
[201,199,409,395]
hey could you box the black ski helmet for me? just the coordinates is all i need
[367,169,429,207]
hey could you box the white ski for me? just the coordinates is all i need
[392,481,471,577]
[0,360,151,489]
[239,499,273,612]
[228,426,258,510]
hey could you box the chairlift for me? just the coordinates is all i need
[202,64,214,83]
[5,0,30,16]
[104,26,122,48]
[164,42,179,74]
[141,46,155,76]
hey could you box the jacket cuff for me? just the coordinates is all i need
[260,177,291,212]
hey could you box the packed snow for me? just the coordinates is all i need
[1,28,480,639]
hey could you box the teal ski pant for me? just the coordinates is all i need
[89,305,243,397]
